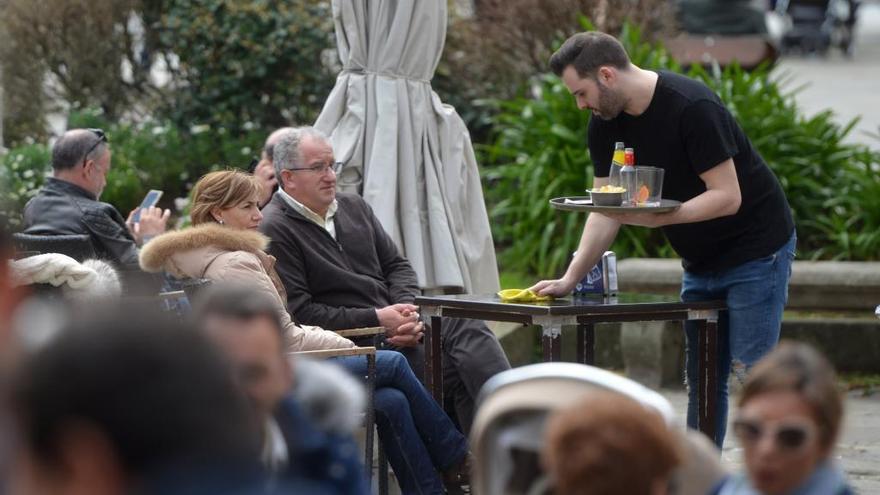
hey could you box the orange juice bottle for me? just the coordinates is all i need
[609,141,625,187]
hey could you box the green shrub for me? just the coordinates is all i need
[480,24,880,277]
[1,110,265,228]
[155,0,336,134]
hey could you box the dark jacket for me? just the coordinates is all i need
[259,192,419,330]
[23,178,139,268]
[275,395,367,495]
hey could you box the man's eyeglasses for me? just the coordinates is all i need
[82,128,109,166]
[733,417,817,452]
[287,162,343,175]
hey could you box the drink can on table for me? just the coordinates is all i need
[573,251,618,297]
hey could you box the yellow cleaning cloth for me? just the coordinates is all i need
[497,288,553,303]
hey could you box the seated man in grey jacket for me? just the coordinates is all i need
[22,128,169,269]
[259,126,511,434]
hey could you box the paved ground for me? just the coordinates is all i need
[768,0,880,148]
[663,388,880,493]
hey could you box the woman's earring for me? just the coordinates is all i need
[217,218,224,225]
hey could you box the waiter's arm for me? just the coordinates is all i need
[531,177,622,296]
[610,158,742,228]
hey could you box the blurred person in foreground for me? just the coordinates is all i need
[532,32,795,447]
[0,213,24,355]
[0,212,25,493]
[22,129,170,269]
[140,170,471,495]
[197,286,368,494]
[542,390,683,495]
[711,342,853,495]
[5,306,279,495]
[259,126,510,435]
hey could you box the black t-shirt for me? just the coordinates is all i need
[588,71,794,273]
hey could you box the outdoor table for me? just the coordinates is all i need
[414,293,726,439]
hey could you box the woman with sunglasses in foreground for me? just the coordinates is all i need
[712,341,853,495]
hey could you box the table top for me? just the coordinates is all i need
[414,292,725,316]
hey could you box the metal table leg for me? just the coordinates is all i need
[364,352,376,488]
[694,311,719,442]
[576,323,595,365]
[427,315,444,404]
[537,318,564,362]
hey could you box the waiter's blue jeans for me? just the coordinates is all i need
[333,350,468,495]
[681,233,796,447]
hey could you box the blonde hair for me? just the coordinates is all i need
[739,341,843,450]
[189,170,262,225]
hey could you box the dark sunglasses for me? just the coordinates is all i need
[733,418,816,451]
[81,128,109,166]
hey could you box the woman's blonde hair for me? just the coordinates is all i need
[189,170,262,225]
[739,341,843,450]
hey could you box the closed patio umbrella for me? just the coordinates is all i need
[315,0,499,294]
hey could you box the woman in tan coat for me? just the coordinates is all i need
[140,170,471,494]
[139,170,353,352]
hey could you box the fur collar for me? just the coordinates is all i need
[139,223,269,273]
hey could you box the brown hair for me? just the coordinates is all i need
[549,31,630,78]
[543,390,682,495]
[739,341,843,450]
[189,170,262,225]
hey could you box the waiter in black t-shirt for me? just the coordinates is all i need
[530,32,796,447]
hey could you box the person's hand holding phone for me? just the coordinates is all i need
[126,206,170,246]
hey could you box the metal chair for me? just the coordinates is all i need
[12,233,96,261]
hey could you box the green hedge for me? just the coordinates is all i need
[1,110,265,228]
[480,25,880,277]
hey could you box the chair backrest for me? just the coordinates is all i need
[12,233,96,262]
[470,363,724,495]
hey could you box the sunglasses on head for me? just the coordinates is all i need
[733,417,817,451]
[82,128,109,166]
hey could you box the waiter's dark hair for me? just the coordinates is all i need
[549,32,631,79]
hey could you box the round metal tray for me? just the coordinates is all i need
[550,196,682,213]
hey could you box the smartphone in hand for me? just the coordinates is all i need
[132,189,164,223]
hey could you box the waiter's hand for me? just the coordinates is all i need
[529,278,576,297]
[601,211,673,228]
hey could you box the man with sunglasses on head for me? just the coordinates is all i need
[259,126,510,437]
[248,127,292,209]
[22,128,170,269]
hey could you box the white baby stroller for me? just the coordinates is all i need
[469,363,727,495]
[776,0,859,55]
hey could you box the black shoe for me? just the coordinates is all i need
[442,453,472,494]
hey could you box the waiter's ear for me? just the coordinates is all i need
[597,66,615,85]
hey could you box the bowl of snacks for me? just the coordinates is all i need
[587,185,626,206]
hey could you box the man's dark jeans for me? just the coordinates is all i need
[333,350,468,495]
[389,317,511,436]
